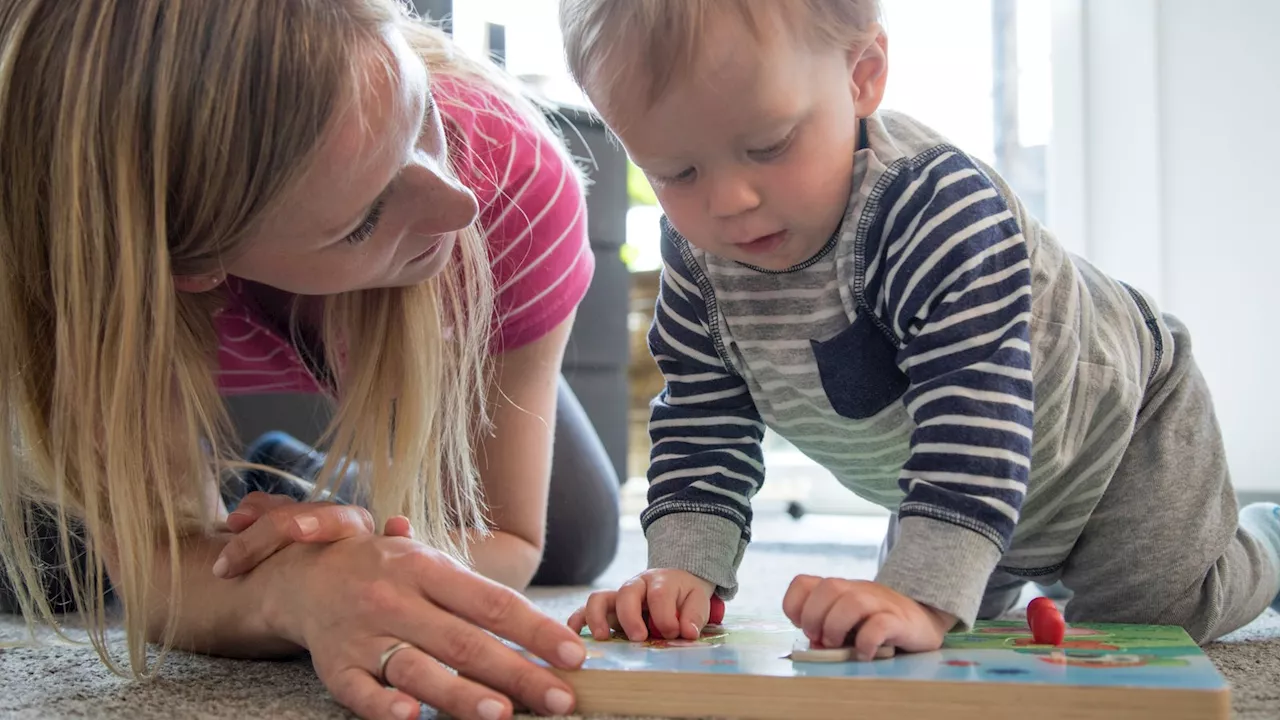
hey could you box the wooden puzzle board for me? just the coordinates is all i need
[513,617,1230,719]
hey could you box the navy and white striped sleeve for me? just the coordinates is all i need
[870,149,1034,628]
[640,225,766,599]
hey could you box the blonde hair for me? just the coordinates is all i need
[0,0,565,679]
[559,0,881,113]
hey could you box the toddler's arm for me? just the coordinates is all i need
[873,150,1035,629]
[641,223,767,600]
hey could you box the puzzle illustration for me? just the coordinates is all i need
[514,615,1230,719]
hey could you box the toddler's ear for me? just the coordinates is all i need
[849,29,889,117]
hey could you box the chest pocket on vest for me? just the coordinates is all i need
[810,316,909,420]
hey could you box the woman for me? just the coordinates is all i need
[0,2,611,719]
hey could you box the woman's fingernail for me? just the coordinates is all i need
[477,698,505,720]
[294,515,319,536]
[545,688,573,716]
[558,640,585,666]
[392,700,418,720]
[211,556,228,578]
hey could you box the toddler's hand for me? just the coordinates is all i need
[782,575,956,660]
[215,491,413,579]
[567,569,717,642]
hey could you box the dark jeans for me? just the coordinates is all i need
[1,377,620,613]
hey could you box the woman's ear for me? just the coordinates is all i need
[849,29,889,117]
[174,274,226,293]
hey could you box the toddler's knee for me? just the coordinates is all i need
[1064,595,1219,644]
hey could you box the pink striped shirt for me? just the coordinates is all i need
[215,77,594,396]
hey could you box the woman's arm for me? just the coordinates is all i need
[467,311,576,589]
[100,481,305,658]
[134,531,304,657]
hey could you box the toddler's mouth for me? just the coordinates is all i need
[736,231,786,254]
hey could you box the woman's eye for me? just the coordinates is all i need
[343,200,384,245]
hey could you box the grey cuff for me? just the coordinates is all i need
[874,515,1003,631]
[644,512,747,600]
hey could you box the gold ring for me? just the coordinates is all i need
[377,640,416,686]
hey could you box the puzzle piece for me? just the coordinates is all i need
[787,640,896,663]
[1028,596,1066,646]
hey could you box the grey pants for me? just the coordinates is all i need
[881,315,1279,644]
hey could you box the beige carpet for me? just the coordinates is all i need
[2,526,1278,719]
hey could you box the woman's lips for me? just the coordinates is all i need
[408,234,446,264]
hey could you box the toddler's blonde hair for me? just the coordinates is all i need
[0,0,572,680]
[560,0,881,114]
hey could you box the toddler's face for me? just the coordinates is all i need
[602,21,885,271]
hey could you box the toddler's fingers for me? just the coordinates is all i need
[566,607,587,635]
[616,579,650,641]
[645,582,682,640]
[582,593,615,641]
[820,590,876,650]
[676,589,708,640]
[606,610,624,633]
[781,574,820,626]
[853,612,897,661]
[799,579,846,643]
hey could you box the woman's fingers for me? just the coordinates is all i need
[383,515,413,539]
[326,665,425,720]
[411,553,586,672]
[215,503,374,578]
[389,605,577,718]
[294,538,583,720]
[224,491,296,532]
[377,641,516,720]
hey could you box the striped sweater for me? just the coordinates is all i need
[643,111,1171,627]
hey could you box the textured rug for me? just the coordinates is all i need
[1,526,1277,719]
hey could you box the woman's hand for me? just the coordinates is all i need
[269,534,586,720]
[213,491,412,579]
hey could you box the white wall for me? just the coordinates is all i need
[1160,0,1280,493]
[1057,0,1280,492]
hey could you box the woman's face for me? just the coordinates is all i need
[219,26,478,295]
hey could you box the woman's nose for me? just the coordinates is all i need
[405,160,480,234]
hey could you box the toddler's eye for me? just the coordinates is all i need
[667,167,697,184]
[751,132,795,160]
[650,167,696,186]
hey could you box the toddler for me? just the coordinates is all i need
[559,0,1280,656]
